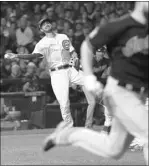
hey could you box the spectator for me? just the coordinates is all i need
[93,47,110,85]
[33,3,41,23]
[67,27,75,45]
[8,22,17,41]
[5,5,14,22]
[16,45,29,54]
[0,59,11,78]
[55,3,65,19]
[72,2,80,19]
[26,4,41,29]
[19,59,28,77]
[16,16,34,53]
[63,20,72,36]
[15,2,32,19]
[52,20,58,33]
[57,18,65,33]
[2,59,11,78]
[108,12,118,21]
[82,22,93,37]
[80,5,87,15]
[7,12,17,27]
[10,60,22,78]
[73,21,84,56]
[84,2,95,16]
[1,2,9,18]
[24,62,37,78]
[40,3,48,14]
[64,9,74,24]
[22,75,39,92]
[46,6,57,20]
[64,1,73,10]
[1,17,10,36]
[0,23,12,57]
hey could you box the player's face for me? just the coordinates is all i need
[41,21,52,33]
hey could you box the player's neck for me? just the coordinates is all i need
[46,32,56,38]
[131,10,147,25]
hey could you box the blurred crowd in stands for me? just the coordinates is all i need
[0,1,134,102]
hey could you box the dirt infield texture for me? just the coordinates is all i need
[1,129,145,165]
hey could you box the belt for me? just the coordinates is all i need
[51,64,72,72]
[118,81,148,94]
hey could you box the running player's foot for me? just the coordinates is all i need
[101,125,111,134]
[129,138,143,151]
[43,121,72,151]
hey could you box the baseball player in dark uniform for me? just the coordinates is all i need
[42,2,148,165]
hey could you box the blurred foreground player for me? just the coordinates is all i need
[43,2,148,165]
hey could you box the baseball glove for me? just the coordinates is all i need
[4,53,17,59]
[69,57,80,71]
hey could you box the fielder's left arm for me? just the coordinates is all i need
[66,35,80,70]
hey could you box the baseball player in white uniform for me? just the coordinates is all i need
[42,2,148,165]
[4,18,96,128]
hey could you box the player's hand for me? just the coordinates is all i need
[4,53,17,59]
[83,75,103,97]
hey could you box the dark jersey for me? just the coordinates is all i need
[93,57,110,77]
[89,15,148,88]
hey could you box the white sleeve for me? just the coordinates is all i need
[32,43,44,57]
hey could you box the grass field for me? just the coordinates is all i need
[1,129,146,165]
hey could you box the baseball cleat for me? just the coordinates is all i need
[43,137,56,151]
[43,121,73,152]
[101,126,111,134]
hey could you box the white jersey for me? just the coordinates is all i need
[32,33,74,69]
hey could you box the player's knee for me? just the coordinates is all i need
[108,150,123,160]
[87,98,96,106]
[88,101,96,107]
[107,146,124,160]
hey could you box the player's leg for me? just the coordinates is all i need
[114,92,148,164]
[69,68,96,128]
[43,112,134,159]
[130,97,148,151]
[82,86,96,128]
[50,69,73,126]
[102,104,112,133]
[69,67,84,86]
[104,77,148,164]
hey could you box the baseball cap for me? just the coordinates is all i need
[38,17,52,29]
[46,7,54,13]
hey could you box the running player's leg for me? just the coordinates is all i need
[50,69,73,126]
[102,102,113,133]
[130,97,148,150]
[104,77,148,164]
[47,111,133,159]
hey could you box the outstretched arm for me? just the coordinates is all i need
[16,53,43,59]
[4,53,43,60]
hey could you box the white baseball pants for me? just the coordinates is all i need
[50,67,95,127]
